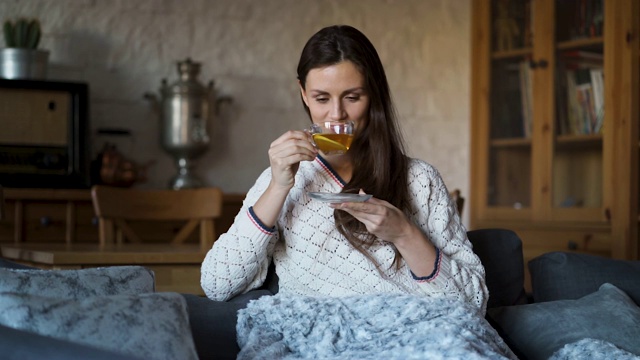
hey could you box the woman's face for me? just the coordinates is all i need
[300,60,370,128]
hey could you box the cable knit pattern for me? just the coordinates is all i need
[201,156,488,313]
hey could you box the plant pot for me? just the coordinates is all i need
[0,48,49,80]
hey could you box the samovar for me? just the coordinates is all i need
[144,58,216,189]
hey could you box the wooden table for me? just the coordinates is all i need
[1,243,208,295]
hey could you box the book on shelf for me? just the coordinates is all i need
[523,0,533,47]
[492,0,532,51]
[590,68,605,133]
[556,51,604,136]
[519,61,533,138]
[569,0,604,40]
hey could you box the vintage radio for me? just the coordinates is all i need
[0,79,90,188]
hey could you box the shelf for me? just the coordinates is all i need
[490,137,532,148]
[557,37,604,50]
[492,48,533,60]
[555,134,603,151]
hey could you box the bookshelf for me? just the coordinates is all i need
[470,0,639,274]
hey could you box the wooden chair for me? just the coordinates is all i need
[91,185,223,251]
[450,189,465,217]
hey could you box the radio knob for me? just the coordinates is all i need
[40,216,52,227]
[42,153,60,168]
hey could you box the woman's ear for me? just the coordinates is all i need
[298,80,309,108]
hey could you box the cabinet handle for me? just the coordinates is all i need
[604,208,611,221]
[567,240,578,250]
[92,216,99,226]
[40,216,52,227]
[529,59,548,69]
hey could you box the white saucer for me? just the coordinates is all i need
[307,192,372,203]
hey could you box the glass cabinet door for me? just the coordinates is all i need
[552,0,604,214]
[487,0,533,209]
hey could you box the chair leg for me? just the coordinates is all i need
[200,220,215,251]
[99,219,115,249]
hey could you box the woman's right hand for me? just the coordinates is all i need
[268,130,317,190]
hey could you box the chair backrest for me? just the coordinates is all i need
[91,185,223,251]
[450,189,465,217]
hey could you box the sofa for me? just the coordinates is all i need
[1,229,639,360]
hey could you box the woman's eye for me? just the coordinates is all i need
[315,97,329,103]
[346,96,359,102]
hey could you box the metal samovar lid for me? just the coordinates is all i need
[161,58,208,97]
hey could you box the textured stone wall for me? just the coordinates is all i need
[0,0,471,224]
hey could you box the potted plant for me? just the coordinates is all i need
[1,18,49,79]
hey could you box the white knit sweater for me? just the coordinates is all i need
[201,156,488,312]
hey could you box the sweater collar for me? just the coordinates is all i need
[314,155,346,187]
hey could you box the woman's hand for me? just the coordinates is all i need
[268,130,317,190]
[252,130,317,228]
[330,190,438,277]
[329,190,417,246]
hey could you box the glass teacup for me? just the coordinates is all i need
[308,121,354,155]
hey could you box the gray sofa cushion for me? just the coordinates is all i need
[0,258,34,270]
[183,289,275,360]
[0,292,198,360]
[467,229,526,308]
[0,266,155,298]
[0,323,142,360]
[528,251,640,305]
[487,283,640,360]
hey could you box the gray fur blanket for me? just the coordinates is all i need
[549,338,640,360]
[236,293,517,360]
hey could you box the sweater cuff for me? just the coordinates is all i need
[247,206,276,234]
[411,248,448,282]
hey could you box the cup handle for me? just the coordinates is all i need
[303,128,318,149]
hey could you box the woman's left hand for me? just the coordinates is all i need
[329,190,416,246]
[333,190,438,277]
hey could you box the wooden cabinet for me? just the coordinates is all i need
[0,189,97,244]
[470,0,639,276]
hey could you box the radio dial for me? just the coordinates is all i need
[42,153,60,168]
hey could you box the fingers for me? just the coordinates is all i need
[269,130,317,162]
[329,193,407,241]
[271,130,316,151]
[331,196,388,213]
[268,130,318,188]
[329,198,389,227]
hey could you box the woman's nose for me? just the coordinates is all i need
[329,101,347,120]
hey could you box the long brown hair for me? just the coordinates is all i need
[297,25,410,270]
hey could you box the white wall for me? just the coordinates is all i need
[1,0,471,225]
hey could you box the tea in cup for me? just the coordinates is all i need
[308,121,354,155]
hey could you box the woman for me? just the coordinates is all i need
[201,25,488,313]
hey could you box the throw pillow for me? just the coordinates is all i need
[487,283,640,360]
[0,292,198,360]
[0,266,155,299]
[528,251,640,305]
